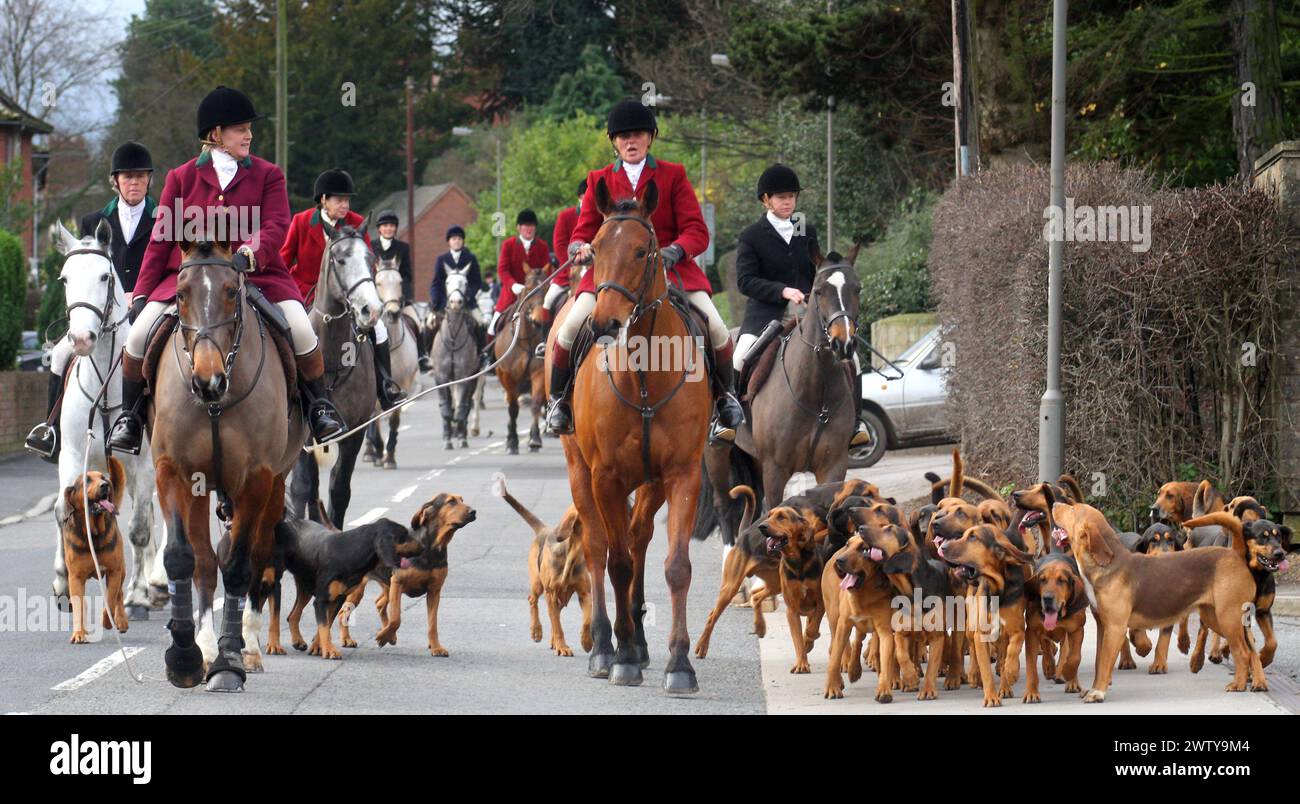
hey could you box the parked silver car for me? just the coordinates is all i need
[850,326,954,467]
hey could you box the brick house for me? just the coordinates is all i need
[0,90,53,265]
[366,183,476,305]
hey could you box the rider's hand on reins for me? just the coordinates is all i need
[569,241,593,265]
[661,243,685,271]
[233,247,256,273]
[128,296,147,324]
[781,287,806,305]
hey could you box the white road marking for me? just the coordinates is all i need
[420,469,444,481]
[448,456,464,465]
[346,507,388,527]
[399,425,412,432]
[52,647,146,691]
[391,485,418,503]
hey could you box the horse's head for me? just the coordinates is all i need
[374,254,404,323]
[809,261,861,360]
[319,216,380,328]
[520,268,546,327]
[445,272,469,312]
[590,176,660,338]
[175,239,241,402]
[54,219,122,356]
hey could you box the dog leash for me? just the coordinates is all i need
[302,257,574,453]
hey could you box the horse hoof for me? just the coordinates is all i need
[459,440,469,449]
[126,604,150,621]
[444,441,454,450]
[508,446,519,455]
[165,641,206,689]
[609,663,643,686]
[205,671,245,693]
[664,670,699,696]
[636,645,650,669]
[166,663,207,689]
[382,459,396,470]
[528,444,541,453]
[588,651,613,678]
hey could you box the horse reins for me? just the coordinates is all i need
[591,212,694,484]
[778,270,858,456]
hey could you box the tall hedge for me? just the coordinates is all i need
[929,163,1289,528]
[0,229,26,370]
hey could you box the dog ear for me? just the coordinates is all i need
[1132,526,1155,555]
[411,493,448,531]
[881,529,915,574]
[62,483,83,524]
[1173,527,1188,550]
[1081,523,1114,567]
[828,503,853,538]
[1279,525,1297,553]
[107,456,126,509]
[991,529,1035,566]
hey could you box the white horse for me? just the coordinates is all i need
[469,285,494,435]
[51,220,166,617]
[367,255,421,468]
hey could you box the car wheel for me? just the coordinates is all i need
[848,410,889,468]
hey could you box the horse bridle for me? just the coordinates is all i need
[321,230,376,323]
[593,213,665,325]
[794,271,857,355]
[175,255,249,390]
[62,246,125,338]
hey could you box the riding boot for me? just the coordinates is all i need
[25,370,64,463]
[847,359,871,447]
[416,323,433,373]
[371,333,406,410]
[297,346,347,443]
[107,354,148,455]
[545,344,575,435]
[708,341,745,445]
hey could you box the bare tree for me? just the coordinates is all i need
[0,0,119,128]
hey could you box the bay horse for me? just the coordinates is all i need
[50,220,166,619]
[362,254,420,468]
[493,266,545,454]
[289,217,381,528]
[696,261,861,545]
[150,239,306,691]
[431,272,480,449]
[545,178,711,694]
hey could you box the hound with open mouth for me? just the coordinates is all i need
[1012,483,1267,702]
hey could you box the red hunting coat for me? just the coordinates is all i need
[135,152,300,304]
[281,208,372,304]
[494,235,551,312]
[570,156,712,295]
[551,203,579,287]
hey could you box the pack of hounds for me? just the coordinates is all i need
[58,448,1292,705]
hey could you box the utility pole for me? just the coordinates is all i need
[825,1,835,253]
[951,0,980,178]
[275,0,287,177]
[1039,0,1068,482]
[406,76,415,269]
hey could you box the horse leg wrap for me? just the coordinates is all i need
[219,594,245,651]
[168,577,193,624]
[164,580,205,687]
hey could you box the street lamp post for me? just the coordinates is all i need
[1039,0,1068,482]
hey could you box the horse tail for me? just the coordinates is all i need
[948,449,963,499]
[690,463,718,542]
[493,472,548,537]
[730,485,757,533]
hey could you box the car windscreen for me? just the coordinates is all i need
[892,327,939,365]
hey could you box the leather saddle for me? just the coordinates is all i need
[739,318,798,403]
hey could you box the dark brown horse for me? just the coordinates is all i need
[150,240,306,691]
[696,261,861,545]
[493,266,546,454]
[545,178,711,694]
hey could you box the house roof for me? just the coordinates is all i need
[0,89,54,134]
[367,183,465,230]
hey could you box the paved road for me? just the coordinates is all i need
[1,378,780,714]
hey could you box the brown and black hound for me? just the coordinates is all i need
[1183,509,1295,669]
[823,529,906,702]
[368,494,477,657]
[1023,554,1088,701]
[61,459,128,643]
[937,523,1034,706]
[495,475,592,657]
[1114,522,1185,674]
[1014,484,1266,701]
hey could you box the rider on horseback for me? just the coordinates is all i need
[545,98,745,444]
[486,209,551,353]
[539,179,586,345]
[734,164,871,449]
[282,169,406,410]
[26,141,156,462]
[373,208,432,373]
[107,86,348,453]
[431,224,486,358]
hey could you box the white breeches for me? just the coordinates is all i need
[126,299,321,357]
[733,333,759,371]
[555,290,730,351]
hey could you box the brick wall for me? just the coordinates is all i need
[0,371,47,455]
[406,188,476,305]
